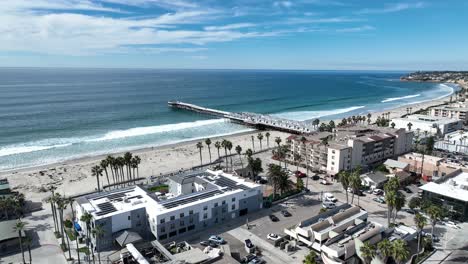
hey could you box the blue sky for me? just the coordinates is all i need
[1,0,467,70]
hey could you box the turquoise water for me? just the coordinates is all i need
[0,68,457,170]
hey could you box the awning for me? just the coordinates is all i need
[115,230,143,247]
[74,221,82,232]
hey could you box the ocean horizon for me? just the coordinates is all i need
[0,68,458,171]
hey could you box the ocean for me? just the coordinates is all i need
[0,68,457,171]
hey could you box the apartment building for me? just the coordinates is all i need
[430,103,468,122]
[435,130,468,154]
[390,114,463,136]
[74,170,262,251]
[288,127,413,175]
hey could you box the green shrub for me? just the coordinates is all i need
[64,219,73,228]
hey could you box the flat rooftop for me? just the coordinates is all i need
[420,171,468,202]
[394,114,461,124]
[77,170,260,218]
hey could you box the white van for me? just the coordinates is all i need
[322,201,336,209]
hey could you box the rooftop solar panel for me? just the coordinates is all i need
[95,201,117,216]
[214,176,250,190]
[160,189,223,209]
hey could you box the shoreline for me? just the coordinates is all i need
[2,81,465,201]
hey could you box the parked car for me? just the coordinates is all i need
[403,187,413,193]
[269,214,280,222]
[208,235,225,244]
[249,258,266,264]
[403,208,416,214]
[281,210,292,217]
[295,171,307,178]
[267,233,282,241]
[320,179,328,185]
[241,254,257,264]
[244,239,255,253]
[373,197,385,204]
[312,175,320,180]
[322,201,336,209]
[200,240,218,247]
[323,193,337,202]
[373,189,383,195]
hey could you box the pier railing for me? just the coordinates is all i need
[168,101,315,134]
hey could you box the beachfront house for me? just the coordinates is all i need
[390,114,463,136]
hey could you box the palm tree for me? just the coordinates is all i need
[92,226,105,264]
[349,169,361,205]
[91,165,103,192]
[80,212,94,264]
[116,157,125,185]
[277,173,291,196]
[385,190,397,226]
[205,138,212,163]
[339,171,350,204]
[293,152,302,172]
[23,235,33,264]
[131,157,138,182]
[393,192,406,223]
[235,145,243,169]
[265,132,271,148]
[426,205,442,241]
[196,142,204,166]
[214,141,221,160]
[274,137,282,148]
[14,219,27,264]
[360,241,376,264]
[257,133,264,150]
[414,213,427,257]
[106,156,116,186]
[407,122,413,131]
[221,139,229,168]
[392,239,410,264]
[226,141,233,171]
[267,164,283,200]
[100,159,111,189]
[124,152,133,182]
[391,122,395,129]
[251,135,255,151]
[133,155,141,179]
[69,198,81,264]
[47,186,59,233]
[56,195,71,258]
[245,149,253,159]
[377,239,393,262]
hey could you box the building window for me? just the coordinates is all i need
[232,204,235,210]
[160,227,165,233]
[232,198,236,202]
[189,217,193,223]
[128,216,131,221]
[180,213,184,218]
[179,228,186,234]
[188,225,195,231]
[160,218,165,224]
[203,206,208,210]
[222,200,226,205]
[222,208,226,213]
[203,213,208,219]
[214,202,218,207]
[170,216,175,221]
[180,220,185,226]
[170,224,175,229]
[169,231,177,237]
[189,210,193,215]
[159,234,167,240]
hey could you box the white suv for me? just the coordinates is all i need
[323,193,337,202]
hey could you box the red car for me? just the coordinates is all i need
[294,171,306,178]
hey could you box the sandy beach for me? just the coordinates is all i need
[0,130,290,201]
[2,82,464,202]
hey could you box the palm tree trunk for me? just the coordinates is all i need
[208,146,212,163]
[224,148,228,168]
[103,169,110,189]
[217,148,220,159]
[28,244,32,264]
[351,193,355,204]
[110,168,116,188]
[50,203,58,233]
[345,190,349,204]
[239,154,243,169]
[66,229,72,260]
[59,210,66,246]
[19,231,25,264]
[199,149,203,166]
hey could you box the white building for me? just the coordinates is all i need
[390,114,463,136]
[75,170,263,251]
[435,130,468,154]
[430,103,468,122]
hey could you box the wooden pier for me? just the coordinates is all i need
[168,101,315,134]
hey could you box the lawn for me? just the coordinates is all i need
[147,184,169,193]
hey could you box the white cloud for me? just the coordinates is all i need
[280,17,361,25]
[356,2,425,14]
[0,0,126,13]
[204,23,256,31]
[273,1,294,8]
[336,25,375,33]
